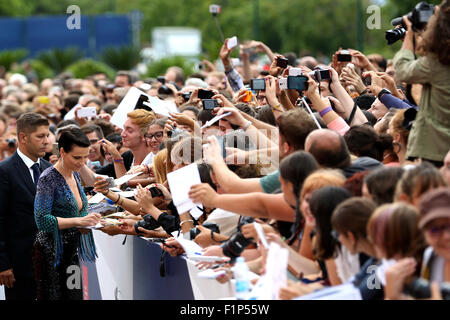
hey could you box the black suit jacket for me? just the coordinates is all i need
[0,152,52,278]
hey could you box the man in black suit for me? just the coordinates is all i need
[0,113,51,300]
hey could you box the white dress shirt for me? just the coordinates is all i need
[17,148,41,184]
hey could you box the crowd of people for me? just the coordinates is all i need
[0,0,449,301]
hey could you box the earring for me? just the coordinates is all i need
[61,157,64,169]
[393,142,402,154]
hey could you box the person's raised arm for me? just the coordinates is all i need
[189,183,295,222]
[204,135,263,194]
[329,67,368,126]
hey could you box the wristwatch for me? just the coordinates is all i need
[241,120,252,131]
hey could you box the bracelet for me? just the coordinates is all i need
[241,120,252,131]
[271,103,281,111]
[359,88,369,95]
[114,194,121,204]
[180,219,194,227]
[319,107,333,117]
[113,158,124,163]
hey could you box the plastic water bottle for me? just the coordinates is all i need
[233,257,251,300]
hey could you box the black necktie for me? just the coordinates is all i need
[31,163,41,188]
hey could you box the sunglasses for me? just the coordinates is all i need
[426,224,450,237]
[145,131,164,140]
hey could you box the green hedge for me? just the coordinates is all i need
[0,49,28,71]
[145,56,196,79]
[66,59,115,80]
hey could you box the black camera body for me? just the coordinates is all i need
[181,92,192,102]
[149,186,164,198]
[198,89,215,100]
[189,221,220,240]
[276,57,289,69]
[404,278,450,300]
[135,214,160,235]
[220,216,255,260]
[386,1,435,45]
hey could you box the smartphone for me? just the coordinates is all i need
[289,68,303,76]
[337,50,352,62]
[149,186,164,198]
[309,69,331,81]
[227,36,238,50]
[37,96,50,104]
[287,76,309,91]
[363,75,372,86]
[202,99,218,110]
[52,143,60,157]
[250,78,266,91]
[77,106,97,118]
[276,57,289,69]
[242,90,253,103]
[198,89,215,100]
[278,78,288,90]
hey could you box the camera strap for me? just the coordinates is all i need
[348,101,358,125]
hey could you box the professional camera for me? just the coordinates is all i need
[167,127,184,138]
[404,278,450,300]
[7,138,16,149]
[189,221,220,240]
[220,216,255,260]
[386,1,435,45]
[135,214,161,235]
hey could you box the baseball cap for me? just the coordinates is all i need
[418,188,450,229]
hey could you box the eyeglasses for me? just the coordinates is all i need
[145,131,163,140]
[426,224,450,237]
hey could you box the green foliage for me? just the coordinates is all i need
[36,47,84,74]
[66,59,115,80]
[0,49,29,71]
[145,56,196,79]
[99,46,141,71]
[29,59,55,81]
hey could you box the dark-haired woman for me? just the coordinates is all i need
[33,127,101,300]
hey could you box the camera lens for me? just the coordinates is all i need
[386,28,407,45]
[134,214,160,234]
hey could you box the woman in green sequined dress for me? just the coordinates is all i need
[33,127,101,300]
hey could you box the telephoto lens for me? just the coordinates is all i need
[404,278,450,300]
[386,28,407,45]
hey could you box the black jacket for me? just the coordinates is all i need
[0,152,52,277]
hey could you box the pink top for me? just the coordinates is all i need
[327,117,350,136]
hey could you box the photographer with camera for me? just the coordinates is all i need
[393,0,450,167]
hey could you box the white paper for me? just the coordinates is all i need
[187,255,229,263]
[248,242,288,300]
[175,234,204,256]
[227,36,238,49]
[88,192,105,204]
[117,190,137,198]
[143,100,170,117]
[167,163,202,214]
[197,269,226,279]
[77,106,97,118]
[190,206,204,220]
[82,222,104,230]
[114,172,143,187]
[295,283,362,300]
[253,222,269,249]
[110,87,144,129]
[201,112,232,129]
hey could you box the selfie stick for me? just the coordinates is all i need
[301,97,322,129]
[210,5,225,42]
